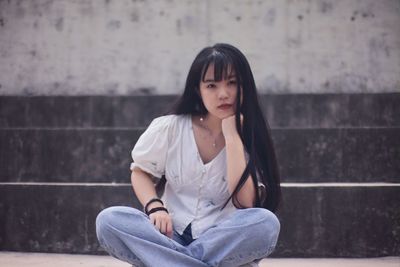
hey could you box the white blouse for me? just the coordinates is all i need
[130,114,264,239]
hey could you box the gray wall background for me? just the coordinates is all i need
[0,0,399,96]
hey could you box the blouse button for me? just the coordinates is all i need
[202,169,206,174]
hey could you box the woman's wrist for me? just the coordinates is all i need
[147,201,164,210]
[144,197,164,214]
[147,206,169,216]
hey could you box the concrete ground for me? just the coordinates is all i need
[0,252,399,267]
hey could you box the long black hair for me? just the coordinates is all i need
[159,43,281,212]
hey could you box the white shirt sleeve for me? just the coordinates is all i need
[130,115,174,179]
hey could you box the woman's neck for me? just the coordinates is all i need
[198,114,222,136]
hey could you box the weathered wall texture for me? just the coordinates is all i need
[0,0,399,95]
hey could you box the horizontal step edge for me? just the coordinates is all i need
[1,182,399,187]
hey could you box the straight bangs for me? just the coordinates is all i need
[200,51,240,83]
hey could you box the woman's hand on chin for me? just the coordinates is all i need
[221,113,243,141]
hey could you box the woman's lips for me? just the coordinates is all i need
[218,104,232,110]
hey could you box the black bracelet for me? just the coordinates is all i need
[144,198,164,214]
[147,207,169,216]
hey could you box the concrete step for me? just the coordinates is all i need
[1,127,399,183]
[0,252,399,267]
[0,94,399,257]
[0,185,398,257]
[1,94,399,128]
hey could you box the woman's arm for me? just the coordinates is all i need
[131,167,173,237]
[225,135,256,208]
[131,167,162,210]
[222,115,256,208]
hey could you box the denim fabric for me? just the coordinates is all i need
[96,206,280,267]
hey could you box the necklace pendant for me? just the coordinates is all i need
[212,142,216,147]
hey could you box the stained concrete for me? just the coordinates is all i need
[1,127,400,183]
[1,185,399,257]
[1,95,399,184]
[0,252,399,267]
[1,94,400,128]
[0,93,399,256]
[0,0,399,95]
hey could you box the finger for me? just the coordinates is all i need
[160,218,167,235]
[149,215,156,225]
[155,216,161,231]
[166,220,173,238]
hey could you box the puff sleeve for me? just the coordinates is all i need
[130,115,175,180]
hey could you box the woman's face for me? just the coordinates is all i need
[199,64,242,120]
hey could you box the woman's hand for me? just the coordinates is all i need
[149,210,173,238]
[222,113,243,141]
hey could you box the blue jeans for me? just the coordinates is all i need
[96,206,280,267]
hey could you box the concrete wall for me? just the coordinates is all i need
[0,0,399,95]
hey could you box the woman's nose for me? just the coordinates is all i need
[218,86,229,99]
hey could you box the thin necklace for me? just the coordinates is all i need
[199,117,221,148]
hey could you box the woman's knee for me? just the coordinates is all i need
[252,209,280,255]
[242,208,281,246]
[253,209,280,237]
[96,206,145,240]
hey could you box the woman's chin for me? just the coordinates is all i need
[207,109,235,120]
[218,112,235,120]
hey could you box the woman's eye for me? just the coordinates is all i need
[206,84,216,88]
[228,80,237,85]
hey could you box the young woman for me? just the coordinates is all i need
[96,43,281,267]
